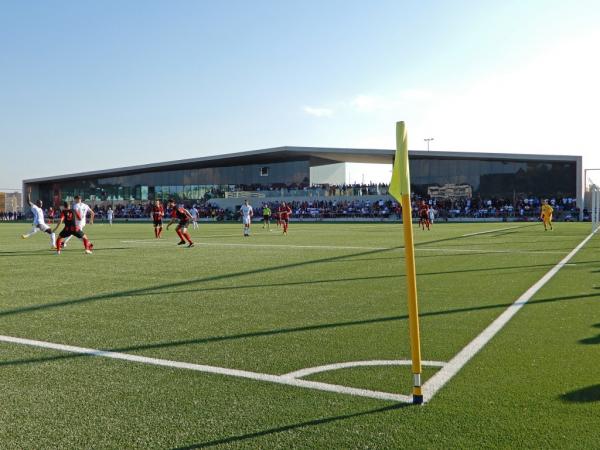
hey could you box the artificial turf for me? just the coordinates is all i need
[0,220,598,448]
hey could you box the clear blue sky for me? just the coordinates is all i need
[2,0,600,188]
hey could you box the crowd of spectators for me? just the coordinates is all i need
[89,203,231,221]
[432,196,578,220]
[12,181,582,222]
[0,211,25,221]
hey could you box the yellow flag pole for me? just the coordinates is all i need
[389,121,423,404]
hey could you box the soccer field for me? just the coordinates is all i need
[0,221,598,448]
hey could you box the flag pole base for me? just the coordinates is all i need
[412,394,423,405]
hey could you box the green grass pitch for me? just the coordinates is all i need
[0,221,598,448]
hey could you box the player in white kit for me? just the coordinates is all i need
[239,200,253,237]
[106,207,113,226]
[190,205,199,229]
[63,195,94,247]
[21,189,56,248]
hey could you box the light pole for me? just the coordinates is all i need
[424,138,434,152]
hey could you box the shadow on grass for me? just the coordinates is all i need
[0,228,518,320]
[1,292,597,368]
[3,258,591,323]
[0,246,400,318]
[560,385,600,403]
[0,247,132,257]
[171,403,408,449]
[579,322,600,345]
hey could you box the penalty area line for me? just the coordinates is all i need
[422,227,599,403]
[0,334,411,403]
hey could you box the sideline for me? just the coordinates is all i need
[422,227,599,402]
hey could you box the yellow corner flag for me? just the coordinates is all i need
[389,121,411,201]
[389,121,423,405]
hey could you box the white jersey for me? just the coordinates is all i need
[74,202,91,228]
[190,208,198,219]
[31,205,46,226]
[107,209,113,219]
[240,205,253,218]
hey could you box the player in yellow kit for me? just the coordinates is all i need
[540,200,554,231]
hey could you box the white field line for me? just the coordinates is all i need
[422,227,599,403]
[415,247,567,255]
[461,225,525,237]
[284,360,447,379]
[120,239,566,256]
[0,334,411,403]
[121,240,389,251]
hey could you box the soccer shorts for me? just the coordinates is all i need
[35,223,51,232]
[59,228,84,239]
[176,221,189,230]
[153,219,163,227]
[243,216,251,225]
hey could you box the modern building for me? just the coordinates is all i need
[0,192,23,213]
[23,146,582,209]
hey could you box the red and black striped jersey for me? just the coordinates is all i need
[61,209,81,231]
[152,205,164,221]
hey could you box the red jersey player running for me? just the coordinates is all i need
[53,202,94,255]
[152,200,165,238]
[166,200,194,247]
[278,202,292,235]
[418,200,431,231]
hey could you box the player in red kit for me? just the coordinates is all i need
[47,206,54,224]
[418,200,431,231]
[278,202,292,235]
[152,200,165,238]
[166,200,194,247]
[53,202,94,255]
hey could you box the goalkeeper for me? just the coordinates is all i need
[540,200,554,231]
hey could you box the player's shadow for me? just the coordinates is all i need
[0,291,597,369]
[171,403,408,449]
[0,230,509,320]
[560,384,600,403]
[0,245,403,319]
[579,323,600,345]
[0,247,131,257]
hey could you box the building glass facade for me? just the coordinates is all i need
[410,157,577,199]
[35,160,310,206]
[25,150,580,208]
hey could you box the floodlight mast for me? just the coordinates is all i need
[424,138,434,152]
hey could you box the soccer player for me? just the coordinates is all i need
[278,201,292,235]
[53,201,93,255]
[275,208,281,228]
[418,200,430,231]
[240,199,253,236]
[262,203,272,230]
[106,206,113,226]
[428,205,435,226]
[152,200,164,238]
[21,188,56,248]
[63,195,94,247]
[190,205,199,230]
[166,200,194,247]
[47,206,54,224]
[540,199,554,231]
